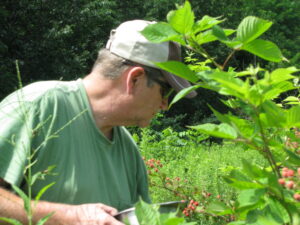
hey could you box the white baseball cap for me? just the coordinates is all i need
[106,20,197,98]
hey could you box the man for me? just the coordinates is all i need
[0,20,196,224]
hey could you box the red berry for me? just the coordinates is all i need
[297,168,300,176]
[207,193,211,197]
[294,193,300,201]
[282,171,289,177]
[193,201,199,206]
[278,178,286,186]
[286,181,295,189]
[287,169,295,177]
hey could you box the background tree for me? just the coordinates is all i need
[1,0,299,128]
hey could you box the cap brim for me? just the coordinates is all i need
[161,70,197,98]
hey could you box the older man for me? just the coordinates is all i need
[0,20,196,224]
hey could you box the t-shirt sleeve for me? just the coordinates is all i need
[0,94,37,186]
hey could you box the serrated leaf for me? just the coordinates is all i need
[155,61,199,83]
[241,39,283,62]
[236,16,272,44]
[270,67,297,84]
[286,105,300,127]
[206,202,233,215]
[189,123,237,139]
[193,15,225,32]
[224,177,265,189]
[141,22,185,45]
[237,189,266,208]
[212,25,228,41]
[0,217,23,225]
[260,100,286,127]
[284,149,300,165]
[196,29,235,44]
[12,184,30,214]
[135,200,160,225]
[266,198,290,224]
[168,1,194,34]
[242,159,266,179]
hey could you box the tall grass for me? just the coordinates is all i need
[137,127,267,204]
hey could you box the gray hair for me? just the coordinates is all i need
[92,48,164,87]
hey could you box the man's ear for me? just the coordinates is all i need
[125,66,145,94]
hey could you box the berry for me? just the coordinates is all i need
[287,169,294,177]
[278,178,285,186]
[298,168,300,176]
[294,193,300,201]
[286,181,295,189]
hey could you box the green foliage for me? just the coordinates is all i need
[133,199,196,225]
[141,1,300,224]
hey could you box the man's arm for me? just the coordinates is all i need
[0,179,124,225]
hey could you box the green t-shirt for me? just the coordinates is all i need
[0,79,150,210]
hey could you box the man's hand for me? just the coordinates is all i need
[0,179,124,225]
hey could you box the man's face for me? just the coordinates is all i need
[129,73,171,128]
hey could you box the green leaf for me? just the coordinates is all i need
[241,39,283,62]
[260,100,286,127]
[241,159,266,179]
[12,184,30,214]
[286,105,300,127]
[237,189,266,208]
[189,123,237,139]
[135,199,160,225]
[206,202,233,215]
[155,61,199,83]
[224,177,265,189]
[35,182,55,203]
[196,29,235,44]
[283,96,300,102]
[169,84,201,107]
[210,71,246,97]
[141,22,185,45]
[36,212,54,225]
[193,15,225,32]
[167,1,194,34]
[284,149,300,166]
[266,198,290,224]
[236,16,272,44]
[0,217,23,225]
[269,67,297,84]
[212,25,228,41]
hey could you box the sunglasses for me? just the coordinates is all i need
[122,60,174,99]
[150,77,174,99]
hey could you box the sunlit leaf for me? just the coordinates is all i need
[193,15,225,32]
[169,85,201,107]
[155,61,199,83]
[196,29,235,44]
[141,22,185,45]
[189,123,238,139]
[237,189,266,208]
[241,39,283,62]
[35,182,55,203]
[167,1,194,34]
[236,16,272,43]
